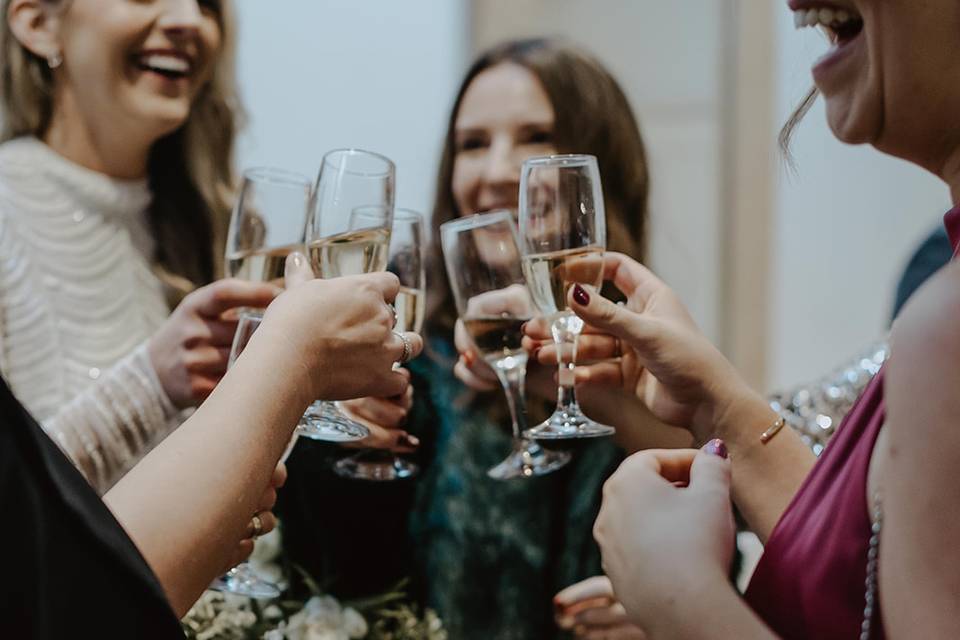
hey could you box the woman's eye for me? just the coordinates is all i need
[525,130,554,145]
[457,137,487,152]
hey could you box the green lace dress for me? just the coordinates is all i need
[407,339,624,639]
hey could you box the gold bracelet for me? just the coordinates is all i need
[760,415,786,444]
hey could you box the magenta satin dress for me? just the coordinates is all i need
[743,207,960,639]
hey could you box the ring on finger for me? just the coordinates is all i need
[394,330,412,365]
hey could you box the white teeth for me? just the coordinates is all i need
[793,6,860,30]
[140,54,189,74]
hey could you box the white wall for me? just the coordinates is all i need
[232,0,469,215]
[767,8,950,388]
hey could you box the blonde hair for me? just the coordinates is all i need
[0,0,244,292]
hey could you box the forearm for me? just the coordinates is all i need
[45,343,179,494]
[104,331,312,616]
[640,578,777,640]
[712,389,816,541]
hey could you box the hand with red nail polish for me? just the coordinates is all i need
[525,252,768,447]
[340,369,420,453]
[593,447,734,635]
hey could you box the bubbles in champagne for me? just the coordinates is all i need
[307,227,390,278]
[226,243,302,288]
[522,246,603,317]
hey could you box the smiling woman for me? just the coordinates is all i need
[0,0,262,495]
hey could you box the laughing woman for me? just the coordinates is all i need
[530,1,960,637]
[0,0,275,495]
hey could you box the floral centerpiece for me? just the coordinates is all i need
[182,525,445,640]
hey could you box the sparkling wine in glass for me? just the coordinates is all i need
[209,311,299,599]
[224,167,365,444]
[442,210,571,479]
[335,209,426,481]
[225,167,311,289]
[519,154,615,441]
[299,148,395,441]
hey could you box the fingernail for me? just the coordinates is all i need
[572,284,590,306]
[703,438,728,459]
[288,251,305,268]
[402,434,420,447]
[521,321,529,334]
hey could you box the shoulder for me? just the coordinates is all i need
[887,261,960,431]
[891,260,960,359]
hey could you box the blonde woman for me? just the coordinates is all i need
[0,0,276,495]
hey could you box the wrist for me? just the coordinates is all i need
[640,570,738,640]
[705,384,778,445]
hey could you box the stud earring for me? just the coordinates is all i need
[47,52,62,69]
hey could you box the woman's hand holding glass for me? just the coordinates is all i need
[523,252,769,445]
[338,372,420,454]
[263,254,422,403]
[148,278,281,409]
[452,318,500,392]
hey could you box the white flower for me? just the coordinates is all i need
[341,607,367,638]
[262,627,286,640]
[303,624,349,640]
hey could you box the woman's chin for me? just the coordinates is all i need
[824,95,881,147]
[130,100,192,140]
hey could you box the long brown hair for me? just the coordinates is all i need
[0,0,243,294]
[426,38,650,344]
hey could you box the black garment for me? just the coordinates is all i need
[0,378,183,638]
[892,226,953,320]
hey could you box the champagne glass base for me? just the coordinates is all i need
[522,408,615,441]
[333,451,419,481]
[209,564,281,599]
[297,401,369,442]
[487,439,572,480]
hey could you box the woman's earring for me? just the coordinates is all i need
[47,52,63,70]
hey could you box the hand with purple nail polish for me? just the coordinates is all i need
[593,446,734,634]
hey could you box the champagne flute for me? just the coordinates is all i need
[441,211,571,479]
[518,155,615,441]
[334,208,425,481]
[299,148,395,441]
[224,167,365,443]
[225,167,310,288]
[209,311,299,599]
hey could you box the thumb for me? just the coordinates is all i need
[284,251,313,289]
[567,283,659,349]
[688,439,731,494]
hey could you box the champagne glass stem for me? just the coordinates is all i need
[491,355,529,440]
[551,314,581,415]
